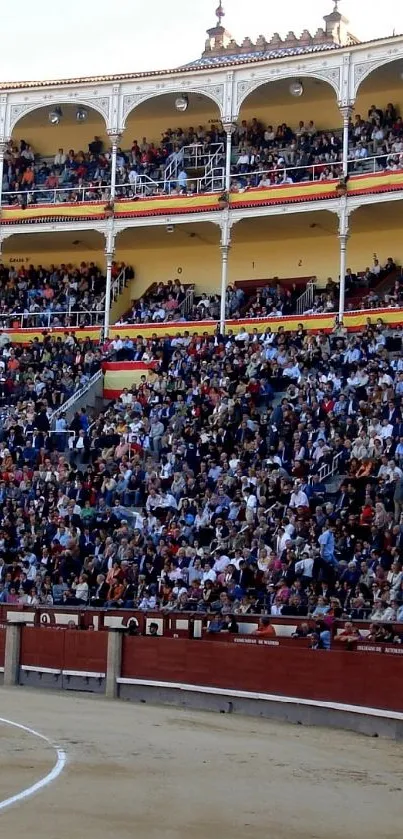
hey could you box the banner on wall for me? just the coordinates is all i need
[2,170,403,225]
[1,306,403,345]
[102,361,159,399]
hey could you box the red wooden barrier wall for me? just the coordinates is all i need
[63,630,107,674]
[0,628,6,668]
[21,626,65,670]
[20,627,108,674]
[121,637,403,713]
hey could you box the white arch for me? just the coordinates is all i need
[353,53,403,98]
[9,99,109,135]
[122,88,223,129]
[236,70,340,115]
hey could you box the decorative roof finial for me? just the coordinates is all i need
[215,2,225,27]
[333,0,339,11]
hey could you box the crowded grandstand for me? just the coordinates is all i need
[0,0,402,656]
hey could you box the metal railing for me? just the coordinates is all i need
[164,147,185,183]
[2,168,226,206]
[51,369,103,421]
[114,168,225,199]
[202,143,225,191]
[231,151,403,187]
[3,152,403,208]
[310,450,344,485]
[2,184,109,206]
[48,429,77,444]
[0,309,104,329]
[296,281,317,315]
[99,265,128,312]
[178,286,195,318]
[163,143,224,184]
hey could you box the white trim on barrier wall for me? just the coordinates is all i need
[116,678,403,721]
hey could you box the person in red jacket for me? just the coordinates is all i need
[255,617,277,638]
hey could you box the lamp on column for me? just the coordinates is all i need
[76,108,88,122]
[175,95,189,112]
[289,80,304,98]
[48,107,63,125]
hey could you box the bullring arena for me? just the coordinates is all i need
[1,0,403,835]
[0,689,402,839]
[0,608,402,838]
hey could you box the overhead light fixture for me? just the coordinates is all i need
[289,80,304,97]
[175,95,189,112]
[48,107,63,125]
[76,107,88,122]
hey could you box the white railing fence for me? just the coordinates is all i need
[309,450,344,485]
[202,143,225,191]
[2,151,403,207]
[178,286,195,318]
[164,147,185,184]
[230,151,403,186]
[0,309,104,329]
[296,282,317,315]
[51,369,103,421]
[2,184,109,206]
[164,143,223,185]
[115,168,225,199]
[99,264,128,313]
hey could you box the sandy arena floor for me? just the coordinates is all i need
[0,687,402,838]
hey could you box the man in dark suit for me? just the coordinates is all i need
[334,483,351,515]
[90,574,109,606]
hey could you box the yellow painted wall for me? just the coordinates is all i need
[122,110,220,151]
[355,84,403,122]
[2,218,402,326]
[346,229,399,271]
[12,118,108,158]
[1,247,105,268]
[240,95,342,134]
[119,234,338,315]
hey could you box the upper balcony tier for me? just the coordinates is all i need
[2,5,403,228]
[1,159,403,226]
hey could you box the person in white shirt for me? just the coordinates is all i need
[379,419,394,440]
[202,564,217,584]
[111,336,123,353]
[387,561,403,593]
[295,555,314,580]
[74,575,89,603]
[146,489,163,512]
[237,152,250,169]
[213,553,231,573]
[244,489,257,523]
[54,148,66,166]
[275,528,292,556]
[120,388,133,406]
[289,484,309,509]
[152,306,166,321]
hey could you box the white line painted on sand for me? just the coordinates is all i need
[0,717,67,812]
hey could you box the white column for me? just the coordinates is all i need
[339,104,354,178]
[0,140,7,213]
[4,623,21,686]
[108,132,121,202]
[338,198,350,323]
[104,222,116,340]
[219,213,231,334]
[222,122,236,193]
[106,630,122,699]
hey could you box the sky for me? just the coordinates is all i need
[1,0,403,82]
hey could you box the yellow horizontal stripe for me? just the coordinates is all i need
[2,171,403,224]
